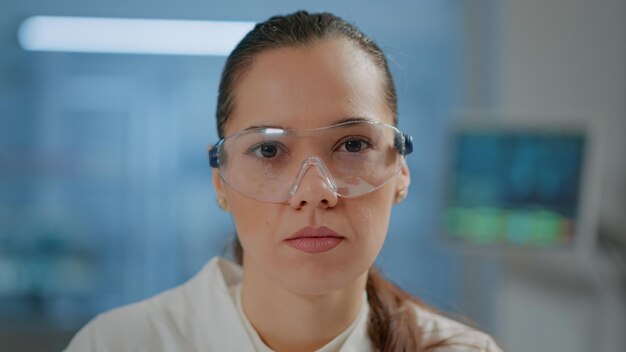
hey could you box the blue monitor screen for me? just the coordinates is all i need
[443,129,586,248]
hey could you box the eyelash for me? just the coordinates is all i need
[246,141,288,158]
[246,136,375,159]
[335,136,375,152]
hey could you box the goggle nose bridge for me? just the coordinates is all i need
[288,156,338,198]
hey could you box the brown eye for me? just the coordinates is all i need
[344,140,363,152]
[247,141,288,159]
[337,136,373,153]
[259,144,278,157]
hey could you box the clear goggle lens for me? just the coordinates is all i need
[209,120,412,203]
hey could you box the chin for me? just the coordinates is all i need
[274,258,369,296]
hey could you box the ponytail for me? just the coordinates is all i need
[366,268,422,351]
[367,267,493,351]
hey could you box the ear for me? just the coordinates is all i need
[396,162,411,193]
[210,146,230,212]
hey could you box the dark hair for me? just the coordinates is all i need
[216,10,397,139]
[218,11,462,351]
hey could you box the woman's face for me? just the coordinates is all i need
[212,38,410,295]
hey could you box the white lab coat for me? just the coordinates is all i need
[65,257,502,351]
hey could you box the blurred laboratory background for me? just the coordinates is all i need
[1,0,625,351]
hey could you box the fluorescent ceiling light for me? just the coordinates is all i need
[18,16,255,56]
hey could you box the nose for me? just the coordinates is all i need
[288,157,339,209]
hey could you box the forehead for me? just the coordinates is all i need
[224,38,392,135]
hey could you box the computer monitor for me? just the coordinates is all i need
[441,114,604,255]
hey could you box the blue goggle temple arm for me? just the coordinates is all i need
[209,142,220,168]
[396,133,413,156]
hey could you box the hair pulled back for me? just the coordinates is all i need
[217,11,449,351]
[216,10,397,138]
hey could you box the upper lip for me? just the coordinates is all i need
[286,226,344,240]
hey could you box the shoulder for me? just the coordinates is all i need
[64,299,169,352]
[65,257,240,352]
[412,304,503,352]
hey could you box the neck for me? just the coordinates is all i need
[241,263,367,352]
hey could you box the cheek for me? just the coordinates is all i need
[346,186,395,252]
[227,191,279,250]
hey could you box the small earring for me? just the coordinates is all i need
[217,198,228,210]
[395,189,407,204]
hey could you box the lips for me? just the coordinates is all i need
[285,226,344,253]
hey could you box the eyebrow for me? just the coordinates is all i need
[243,123,283,131]
[242,116,375,131]
[333,116,374,125]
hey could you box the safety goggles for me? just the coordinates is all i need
[209,120,413,203]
